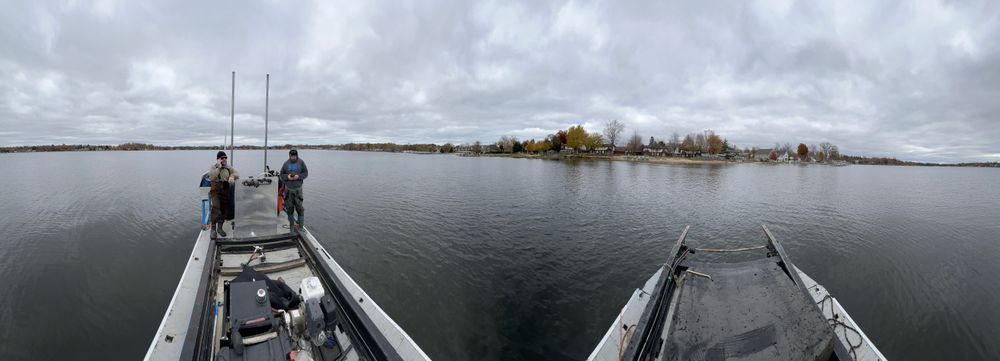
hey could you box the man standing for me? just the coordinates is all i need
[280,149,308,232]
[207,151,239,238]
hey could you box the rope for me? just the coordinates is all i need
[816,294,865,360]
[690,244,768,253]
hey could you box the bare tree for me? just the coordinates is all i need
[669,132,681,148]
[472,141,482,154]
[627,130,643,153]
[695,133,707,152]
[603,119,625,147]
[819,142,835,162]
[497,135,516,153]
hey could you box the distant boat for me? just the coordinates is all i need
[588,225,885,361]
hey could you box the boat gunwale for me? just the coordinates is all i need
[144,232,211,361]
[295,230,407,361]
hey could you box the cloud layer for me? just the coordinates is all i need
[2,0,999,162]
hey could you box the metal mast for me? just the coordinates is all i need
[264,74,270,172]
[230,71,236,166]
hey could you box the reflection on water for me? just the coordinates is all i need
[0,150,998,360]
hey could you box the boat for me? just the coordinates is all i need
[144,169,430,361]
[145,72,430,361]
[588,225,886,361]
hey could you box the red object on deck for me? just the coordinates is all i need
[277,183,285,215]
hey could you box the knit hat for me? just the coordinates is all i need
[217,151,227,159]
[289,149,298,156]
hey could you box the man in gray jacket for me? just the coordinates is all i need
[280,149,308,232]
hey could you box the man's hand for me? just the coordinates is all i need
[216,158,224,167]
[228,175,235,183]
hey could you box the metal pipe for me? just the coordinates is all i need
[264,74,269,172]
[230,71,236,166]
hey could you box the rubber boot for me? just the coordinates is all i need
[217,222,227,237]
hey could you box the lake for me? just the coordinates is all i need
[0,150,997,360]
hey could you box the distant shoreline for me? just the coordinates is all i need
[475,153,1000,168]
[2,144,998,168]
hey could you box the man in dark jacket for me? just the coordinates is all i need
[206,151,239,238]
[280,149,308,232]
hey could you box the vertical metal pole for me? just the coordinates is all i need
[230,71,236,166]
[264,74,269,172]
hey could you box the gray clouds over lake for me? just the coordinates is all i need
[2,0,999,162]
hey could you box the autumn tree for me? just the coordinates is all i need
[523,139,536,153]
[566,125,587,150]
[797,143,809,159]
[769,150,778,161]
[586,132,604,151]
[707,132,723,154]
[681,134,698,152]
[537,139,550,153]
[603,119,625,147]
[557,130,568,144]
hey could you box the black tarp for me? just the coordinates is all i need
[232,265,300,310]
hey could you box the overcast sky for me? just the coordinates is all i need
[2,0,999,162]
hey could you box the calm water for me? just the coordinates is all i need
[0,150,998,360]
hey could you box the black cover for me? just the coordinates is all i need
[228,281,276,337]
[232,266,301,310]
[319,295,339,330]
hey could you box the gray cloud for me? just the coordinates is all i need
[2,0,999,162]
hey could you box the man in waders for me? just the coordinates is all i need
[280,149,308,232]
[206,151,240,238]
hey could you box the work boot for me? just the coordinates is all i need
[289,221,298,234]
[217,223,227,237]
[211,224,218,239]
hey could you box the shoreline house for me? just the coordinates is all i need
[643,145,673,157]
[591,144,614,155]
[613,146,629,156]
[753,148,774,162]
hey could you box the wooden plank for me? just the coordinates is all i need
[219,258,306,276]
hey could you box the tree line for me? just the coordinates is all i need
[489,120,745,157]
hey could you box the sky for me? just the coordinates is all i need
[1,0,999,162]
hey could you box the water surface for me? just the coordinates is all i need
[0,150,997,360]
